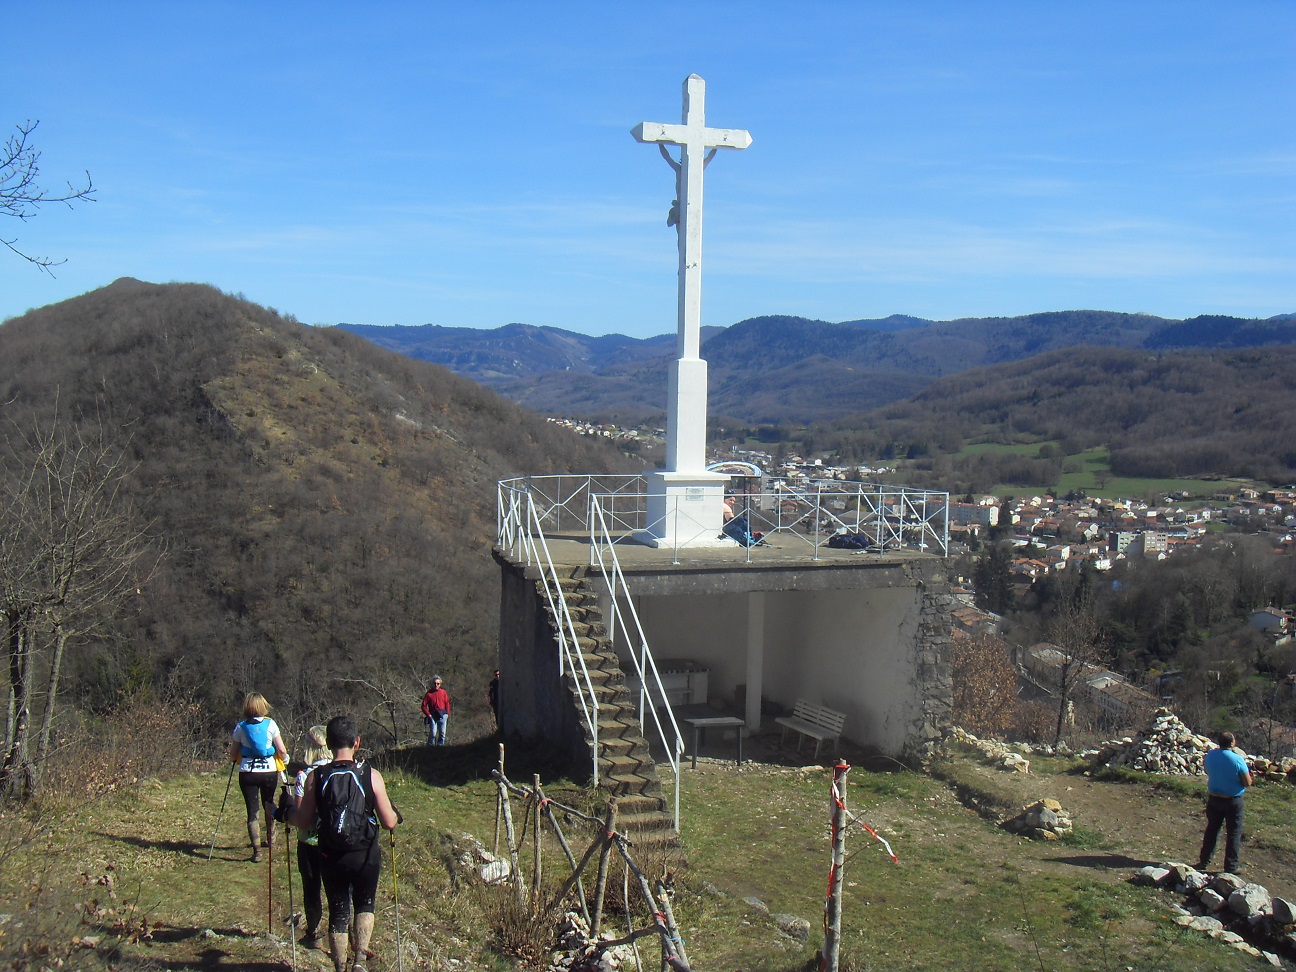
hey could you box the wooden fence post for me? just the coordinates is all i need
[531,773,544,909]
[493,743,505,856]
[496,773,526,903]
[821,759,849,972]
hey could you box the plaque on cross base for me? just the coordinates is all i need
[637,470,732,549]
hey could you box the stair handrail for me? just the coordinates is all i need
[588,493,685,830]
[503,483,603,785]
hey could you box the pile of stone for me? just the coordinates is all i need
[1000,799,1073,841]
[1132,863,1294,966]
[546,912,639,972]
[1250,754,1296,782]
[441,832,513,886]
[946,726,1070,774]
[1090,708,1213,775]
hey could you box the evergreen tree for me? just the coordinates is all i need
[973,542,1014,615]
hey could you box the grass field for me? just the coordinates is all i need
[1,737,1284,971]
[946,441,1258,500]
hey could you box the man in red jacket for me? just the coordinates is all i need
[421,676,451,746]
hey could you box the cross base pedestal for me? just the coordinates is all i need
[635,471,732,548]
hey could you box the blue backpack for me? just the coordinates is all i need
[238,718,275,757]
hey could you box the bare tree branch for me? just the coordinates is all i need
[1,119,96,274]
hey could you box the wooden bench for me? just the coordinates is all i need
[775,699,846,758]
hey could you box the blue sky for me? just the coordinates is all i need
[5,2,1293,337]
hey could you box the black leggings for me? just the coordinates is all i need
[322,841,381,933]
[298,840,324,930]
[239,770,278,824]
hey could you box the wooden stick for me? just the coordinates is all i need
[610,838,678,970]
[656,882,689,972]
[591,801,617,937]
[538,782,590,924]
[496,775,526,903]
[625,860,643,972]
[493,743,505,856]
[549,815,607,918]
[531,773,543,911]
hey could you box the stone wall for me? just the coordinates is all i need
[494,555,592,776]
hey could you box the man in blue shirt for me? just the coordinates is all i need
[1196,731,1254,874]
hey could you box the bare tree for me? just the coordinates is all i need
[1046,589,1106,746]
[951,630,1021,737]
[0,417,155,799]
[1,119,95,273]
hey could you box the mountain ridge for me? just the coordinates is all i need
[338,309,1296,424]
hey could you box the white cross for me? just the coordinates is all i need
[633,75,750,473]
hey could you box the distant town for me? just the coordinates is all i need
[550,415,1296,730]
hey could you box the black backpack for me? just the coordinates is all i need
[314,761,377,853]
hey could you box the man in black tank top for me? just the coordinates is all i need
[283,715,399,972]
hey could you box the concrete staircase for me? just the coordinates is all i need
[542,566,681,853]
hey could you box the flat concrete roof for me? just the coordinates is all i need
[500,531,943,590]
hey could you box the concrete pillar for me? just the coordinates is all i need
[745,591,765,731]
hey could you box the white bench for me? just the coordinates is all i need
[775,699,846,758]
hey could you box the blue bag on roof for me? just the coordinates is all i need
[723,515,758,547]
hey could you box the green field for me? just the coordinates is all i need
[949,442,1259,500]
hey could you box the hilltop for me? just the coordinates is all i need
[1,737,1288,970]
[0,279,633,736]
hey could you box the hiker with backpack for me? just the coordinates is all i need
[290,725,333,950]
[279,714,399,972]
[228,692,290,863]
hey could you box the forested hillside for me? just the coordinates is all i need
[813,345,1296,486]
[0,279,632,752]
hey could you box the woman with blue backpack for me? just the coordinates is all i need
[228,692,289,863]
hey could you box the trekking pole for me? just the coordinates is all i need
[207,762,236,861]
[285,818,299,970]
[390,825,404,972]
[267,810,274,937]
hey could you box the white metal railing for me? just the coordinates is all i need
[499,474,951,559]
[587,496,686,828]
[497,482,604,784]
[498,477,686,827]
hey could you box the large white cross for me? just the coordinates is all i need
[634,75,751,474]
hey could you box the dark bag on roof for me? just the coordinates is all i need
[723,515,757,546]
[314,760,377,853]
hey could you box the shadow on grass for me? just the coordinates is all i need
[91,832,212,858]
[132,952,284,970]
[84,926,275,971]
[375,733,587,788]
[374,731,915,794]
[1045,852,1156,870]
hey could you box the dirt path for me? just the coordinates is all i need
[945,754,1296,903]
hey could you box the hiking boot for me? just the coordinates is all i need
[251,846,262,863]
